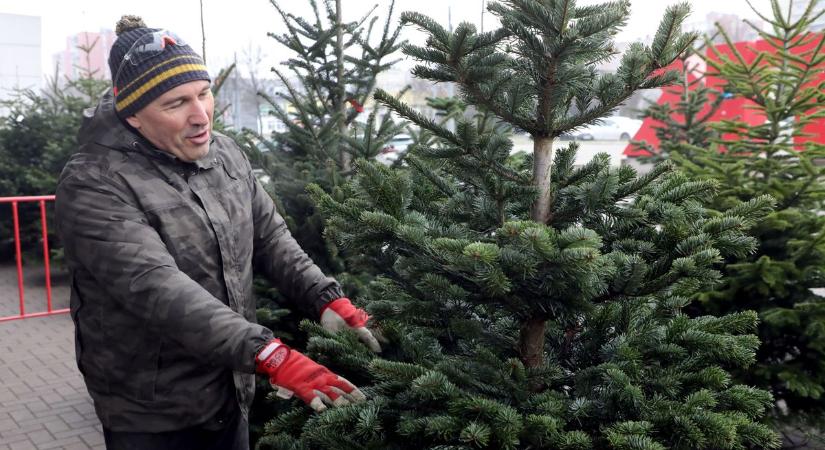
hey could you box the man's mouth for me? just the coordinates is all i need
[186,129,210,145]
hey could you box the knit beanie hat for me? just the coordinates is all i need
[108,15,210,118]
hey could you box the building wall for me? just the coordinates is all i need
[54,30,116,81]
[0,13,42,102]
[625,33,825,158]
[215,75,287,135]
[706,12,763,43]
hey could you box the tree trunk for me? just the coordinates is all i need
[335,0,351,172]
[519,135,554,369]
[531,136,554,224]
[519,316,547,369]
[199,0,207,64]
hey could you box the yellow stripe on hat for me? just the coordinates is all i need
[116,63,209,112]
[118,55,200,95]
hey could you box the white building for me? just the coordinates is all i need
[0,13,42,102]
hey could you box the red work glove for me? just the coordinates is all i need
[256,339,366,413]
[320,298,383,353]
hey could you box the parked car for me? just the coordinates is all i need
[376,134,414,165]
[573,117,642,141]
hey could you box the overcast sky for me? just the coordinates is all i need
[1,0,773,78]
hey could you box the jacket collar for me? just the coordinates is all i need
[80,89,219,170]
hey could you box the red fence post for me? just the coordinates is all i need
[11,201,25,316]
[0,195,67,322]
[40,199,53,312]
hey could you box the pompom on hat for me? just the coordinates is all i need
[108,15,210,118]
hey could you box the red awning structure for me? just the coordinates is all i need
[625,33,825,157]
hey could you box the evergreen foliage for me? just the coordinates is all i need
[255,1,781,448]
[631,43,725,164]
[240,1,406,441]
[662,0,825,444]
[240,0,406,282]
[0,47,108,261]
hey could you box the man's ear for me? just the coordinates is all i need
[125,115,141,129]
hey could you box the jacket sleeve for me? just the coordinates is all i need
[248,172,344,316]
[55,171,273,373]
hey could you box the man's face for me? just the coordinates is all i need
[125,80,214,162]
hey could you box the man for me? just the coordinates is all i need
[55,16,380,450]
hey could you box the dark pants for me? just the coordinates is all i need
[102,413,249,450]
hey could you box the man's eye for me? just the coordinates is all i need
[169,100,184,108]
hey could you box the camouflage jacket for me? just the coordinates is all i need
[55,91,343,432]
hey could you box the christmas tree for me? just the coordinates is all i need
[0,40,109,263]
[235,1,407,441]
[255,1,780,448]
[239,0,406,281]
[667,0,825,444]
[631,41,725,164]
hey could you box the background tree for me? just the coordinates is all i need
[228,1,406,441]
[0,42,108,262]
[239,0,406,285]
[631,41,726,164]
[668,0,825,446]
[254,1,780,448]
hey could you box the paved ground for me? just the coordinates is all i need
[0,263,104,450]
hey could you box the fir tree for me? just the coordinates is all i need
[632,42,725,164]
[239,0,407,282]
[0,42,108,262]
[669,0,825,445]
[235,1,406,441]
[255,1,781,449]
[394,96,513,168]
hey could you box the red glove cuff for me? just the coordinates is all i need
[321,297,370,328]
[255,339,291,374]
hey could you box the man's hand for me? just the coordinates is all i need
[320,298,382,353]
[256,339,366,413]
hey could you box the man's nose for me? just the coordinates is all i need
[189,100,209,125]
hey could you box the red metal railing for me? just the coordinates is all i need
[0,195,68,322]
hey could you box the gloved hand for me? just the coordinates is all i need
[320,297,383,353]
[256,339,366,413]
